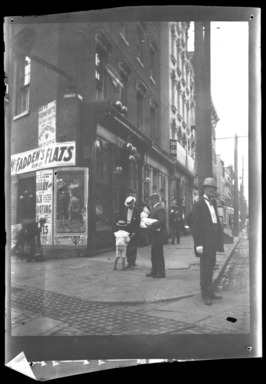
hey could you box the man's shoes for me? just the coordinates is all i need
[152,274,165,278]
[204,297,212,305]
[212,293,223,300]
[146,273,154,277]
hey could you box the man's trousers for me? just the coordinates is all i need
[200,251,216,298]
[150,244,165,276]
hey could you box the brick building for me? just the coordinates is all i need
[160,21,196,219]
[7,19,179,256]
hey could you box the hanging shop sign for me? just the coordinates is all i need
[11,142,76,176]
[169,139,177,157]
[54,167,88,247]
[36,170,53,245]
[38,100,56,146]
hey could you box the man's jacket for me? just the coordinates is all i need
[123,207,140,235]
[148,203,168,245]
[191,197,224,256]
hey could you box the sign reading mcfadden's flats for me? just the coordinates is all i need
[11,142,76,175]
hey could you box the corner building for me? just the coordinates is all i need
[8,20,176,256]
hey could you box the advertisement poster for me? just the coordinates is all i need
[38,100,56,146]
[11,224,22,249]
[54,168,88,247]
[11,141,76,175]
[36,170,53,245]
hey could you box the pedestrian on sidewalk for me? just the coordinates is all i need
[138,202,151,247]
[113,221,131,271]
[191,178,224,305]
[145,194,168,278]
[169,205,182,244]
[123,196,140,269]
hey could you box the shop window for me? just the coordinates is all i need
[95,139,113,231]
[17,176,35,222]
[95,184,112,231]
[15,56,31,116]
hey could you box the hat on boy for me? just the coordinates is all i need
[116,220,127,227]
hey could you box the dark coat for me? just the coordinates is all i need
[170,211,182,228]
[148,203,168,245]
[191,197,224,256]
[123,206,140,235]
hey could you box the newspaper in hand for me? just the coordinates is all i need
[141,218,160,231]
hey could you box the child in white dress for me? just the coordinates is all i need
[113,220,130,270]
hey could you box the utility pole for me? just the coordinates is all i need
[194,22,213,195]
[234,133,239,236]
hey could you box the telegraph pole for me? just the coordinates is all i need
[194,22,213,194]
[234,133,239,236]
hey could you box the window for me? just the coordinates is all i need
[137,26,144,64]
[171,29,175,57]
[136,81,147,129]
[16,56,31,115]
[95,46,108,100]
[119,59,131,107]
[137,93,143,129]
[150,106,155,139]
[120,22,128,42]
[150,48,155,80]
[177,82,180,113]
[120,74,128,106]
[171,78,176,106]
[182,94,185,120]
[176,41,180,69]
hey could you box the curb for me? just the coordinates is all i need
[101,236,244,305]
[96,292,200,306]
[213,232,243,287]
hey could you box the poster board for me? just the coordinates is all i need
[54,167,88,247]
[36,170,53,245]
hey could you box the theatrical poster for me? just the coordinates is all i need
[36,170,53,245]
[54,167,88,247]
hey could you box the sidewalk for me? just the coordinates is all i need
[11,234,241,304]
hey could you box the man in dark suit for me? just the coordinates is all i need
[169,206,182,244]
[145,194,168,278]
[191,178,224,305]
[123,196,140,269]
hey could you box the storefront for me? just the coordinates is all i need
[10,141,89,257]
[81,101,152,252]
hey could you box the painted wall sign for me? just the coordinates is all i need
[11,142,76,175]
[36,170,53,245]
[38,100,56,146]
[54,167,88,247]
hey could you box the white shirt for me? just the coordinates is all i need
[126,208,133,224]
[114,230,130,246]
[203,194,217,224]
